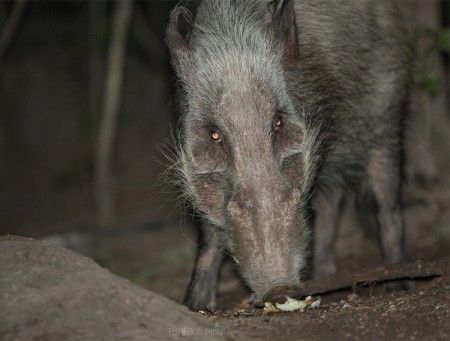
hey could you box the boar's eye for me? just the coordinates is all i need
[274,117,282,130]
[210,130,222,143]
[273,113,283,132]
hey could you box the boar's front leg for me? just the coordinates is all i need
[183,222,224,312]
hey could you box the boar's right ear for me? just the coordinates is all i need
[271,0,299,69]
[166,5,193,77]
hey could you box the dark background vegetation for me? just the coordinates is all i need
[0,0,179,236]
[0,0,448,304]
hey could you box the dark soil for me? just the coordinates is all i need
[211,261,450,340]
[217,280,450,340]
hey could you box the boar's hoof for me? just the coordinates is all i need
[183,289,217,312]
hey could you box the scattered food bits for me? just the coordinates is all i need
[263,302,280,313]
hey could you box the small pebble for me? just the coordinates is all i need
[311,298,321,309]
[348,293,359,302]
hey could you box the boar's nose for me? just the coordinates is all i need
[254,285,303,308]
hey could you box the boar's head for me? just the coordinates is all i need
[166,0,320,305]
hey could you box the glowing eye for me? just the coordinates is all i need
[211,131,221,142]
[274,116,282,130]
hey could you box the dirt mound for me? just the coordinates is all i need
[0,236,224,341]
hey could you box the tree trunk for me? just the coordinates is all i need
[0,0,28,67]
[94,0,134,228]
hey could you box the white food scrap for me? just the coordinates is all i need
[264,296,322,313]
[275,296,308,312]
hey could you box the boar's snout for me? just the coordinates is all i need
[227,185,307,307]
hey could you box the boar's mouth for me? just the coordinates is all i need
[257,284,304,307]
[263,284,302,302]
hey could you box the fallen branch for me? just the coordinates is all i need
[302,258,449,296]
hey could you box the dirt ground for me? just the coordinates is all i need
[212,259,450,340]
[217,281,450,340]
[0,236,225,341]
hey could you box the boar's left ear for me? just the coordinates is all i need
[166,5,193,77]
[271,0,299,69]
